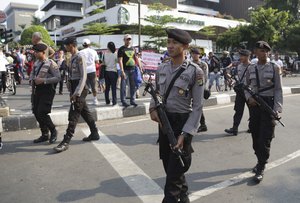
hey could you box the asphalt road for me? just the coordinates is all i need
[1,93,300,203]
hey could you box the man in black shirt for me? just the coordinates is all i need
[118,34,138,107]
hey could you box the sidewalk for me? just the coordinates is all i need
[1,85,300,132]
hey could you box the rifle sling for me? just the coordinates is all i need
[163,66,186,104]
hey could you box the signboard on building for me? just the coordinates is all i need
[0,10,7,23]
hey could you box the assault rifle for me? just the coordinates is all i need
[233,75,285,127]
[143,73,185,167]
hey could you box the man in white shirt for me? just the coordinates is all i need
[80,39,100,105]
[0,50,9,94]
[273,53,283,68]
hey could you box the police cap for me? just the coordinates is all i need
[166,28,192,45]
[190,48,200,55]
[63,37,77,46]
[255,41,271,51]
[32,43,48,52]
[239,49,251,56]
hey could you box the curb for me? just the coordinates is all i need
[1,87,300,132]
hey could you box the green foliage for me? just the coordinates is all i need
[148,2,172,12]
[20,25,54,46]
[31,16,42,25]
[90,2,105,15]
[83,23,119,35]
[283,21,300,55]
[217,7,290,50]
[264,0,300,20]
[198,26,217,39]
[142,3,185,51]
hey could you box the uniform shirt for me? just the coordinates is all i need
[30,59,60,84]
[193,60,208,83]
[237,62,250,84]
[150,60,204,136]
[245,62,283,112]
[69,51,87,97]
[80,47,99,73]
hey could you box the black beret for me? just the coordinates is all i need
[255,41,271,51]
[166,28,192,44]
[63,37,77,45]
[191,48,200,54]
[239,49,251,56]
[32,43,48,52]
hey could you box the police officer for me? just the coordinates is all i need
[225,49,251,135]
[245,41,283,183]
[31,43,60,144]
[53,37,100,153]
[190,48,209,132]
[149,29,204,203]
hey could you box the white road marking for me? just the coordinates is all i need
[189,149,300,202]
[82,128,164,203]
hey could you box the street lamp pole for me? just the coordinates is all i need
[138,0,141,53]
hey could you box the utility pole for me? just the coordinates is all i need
[138,0,141,53]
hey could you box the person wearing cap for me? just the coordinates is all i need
[53,37,100,153]
[32,32,55,59]
[30,43,60,144]
[149,28,204,203]
[118,34,138,107]
[190,48,209,132]
[244,41,283,183]
[80,38,100,105]
[225,49,251,136]
[220,50,233,91]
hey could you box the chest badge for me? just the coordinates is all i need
[178,89,185,95]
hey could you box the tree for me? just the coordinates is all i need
[143,3,186,51]
[283,22,300,56]
[90,2,105,15]
[216,7,290,50]
[264,0,300,20]
[83,23,119,35]
[31,16,42,25]
[20,25,54,46]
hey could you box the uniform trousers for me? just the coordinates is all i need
[249,96,275,166]
[66,80,97,137]
[32,85,56,135]
[159,112,193,203]
[233,92,249,128]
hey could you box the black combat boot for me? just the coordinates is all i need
[49,128,58,144]
[224,127,238,136]
[253,164,265,183]
[53,134,72,153]
[82,128,100,141]
[33,135,49,143]
[179,192,190,203]
[197,124,207,132]
[252,163,259,173]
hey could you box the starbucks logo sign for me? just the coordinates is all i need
[118,7,130,24]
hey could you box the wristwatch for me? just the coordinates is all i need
[181,132,189,138]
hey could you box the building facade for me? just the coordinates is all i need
[218,0,265,20]
[4,3,38,33]
[40,0,84,31]
[50,1,244,53]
